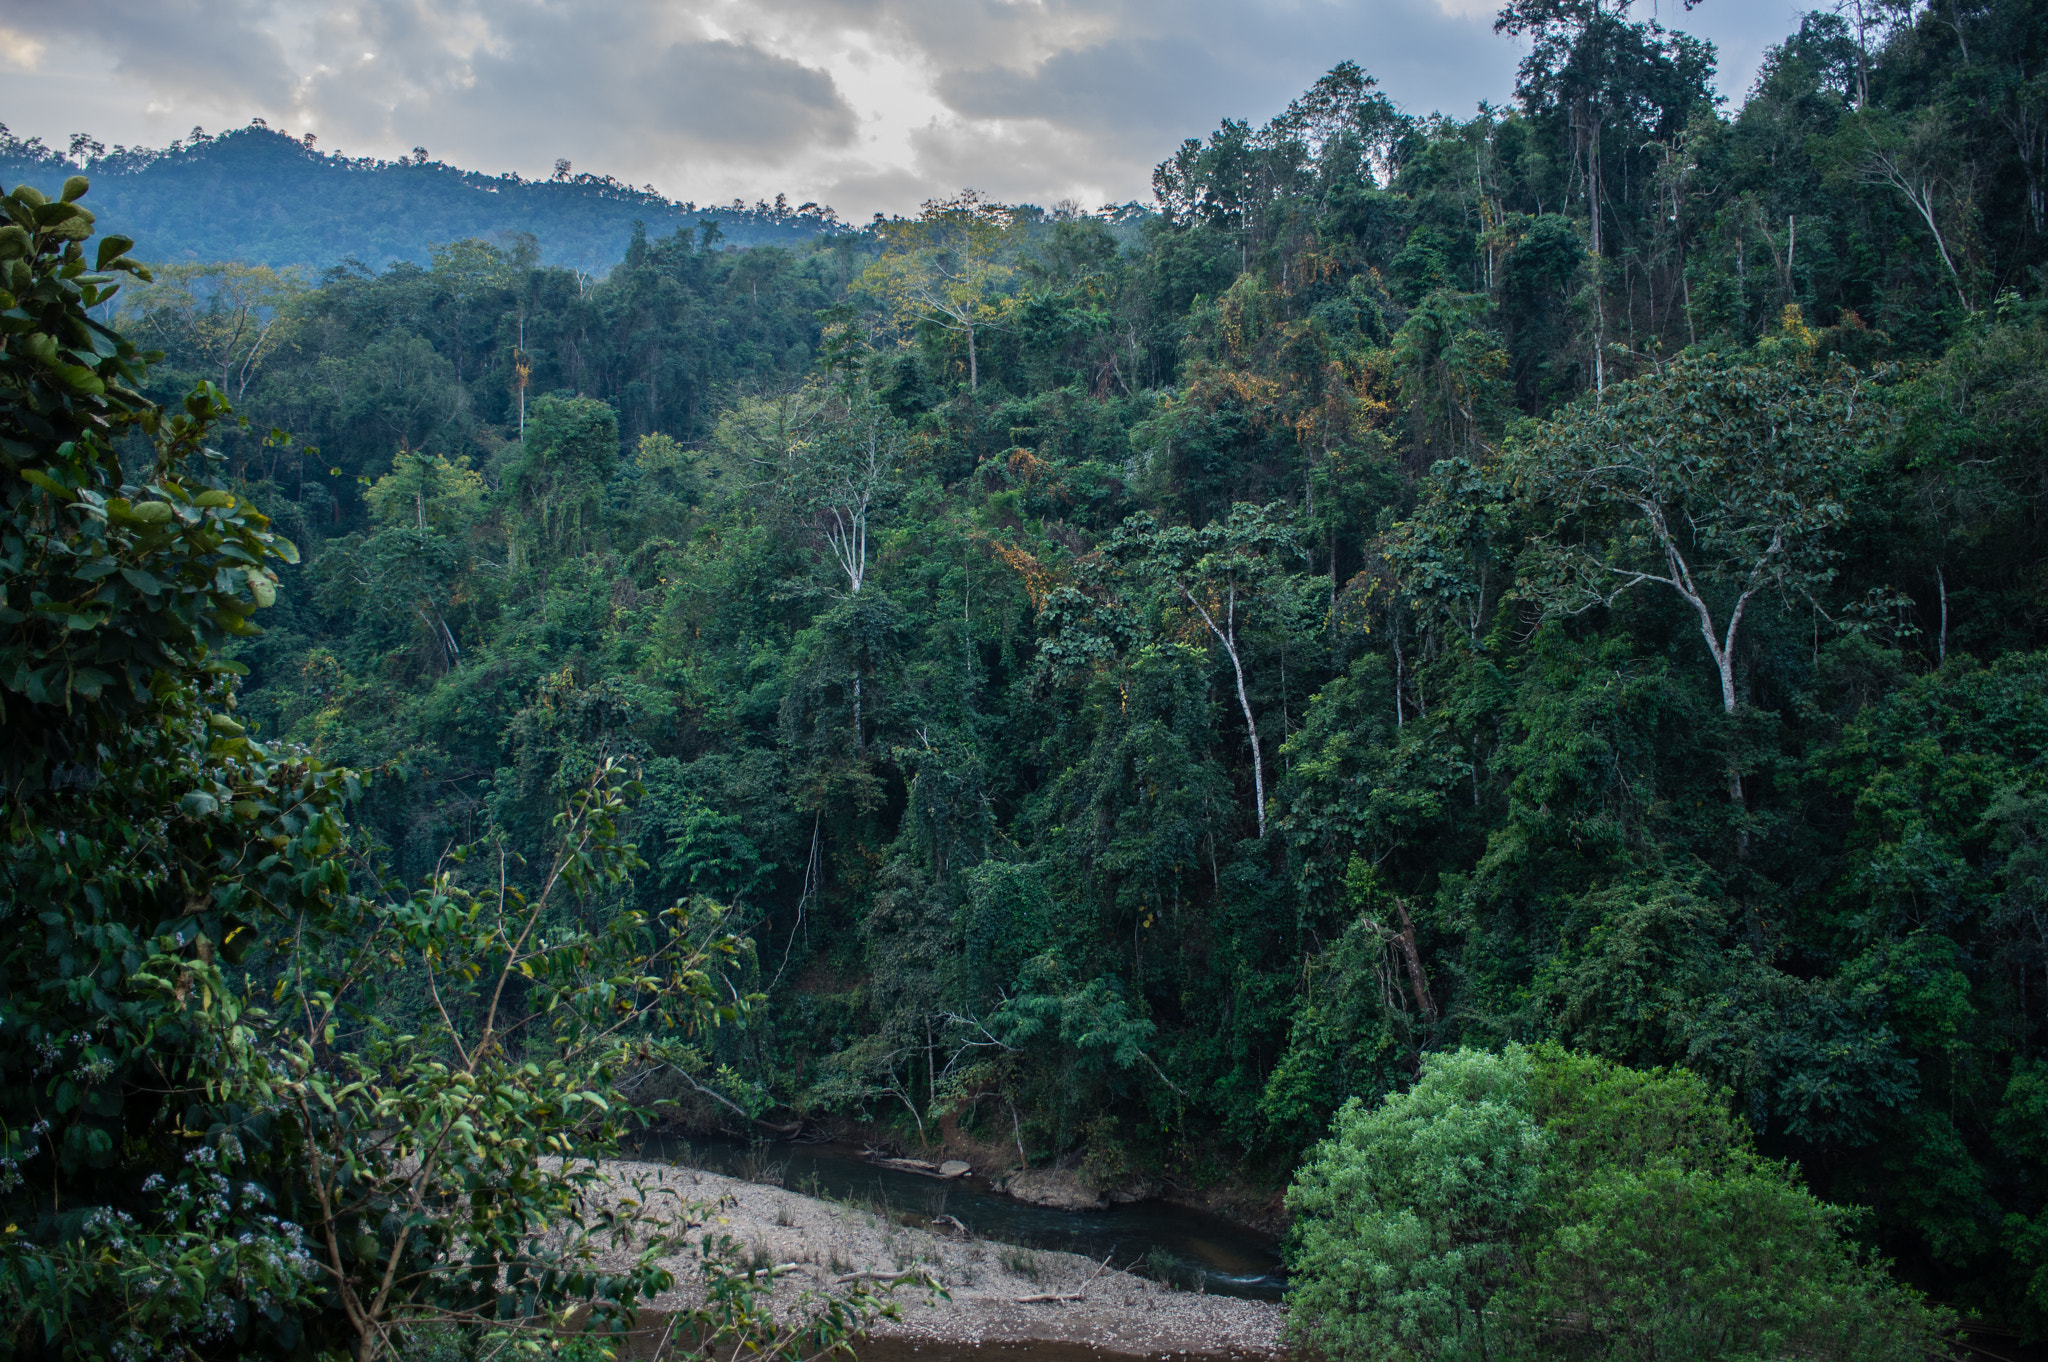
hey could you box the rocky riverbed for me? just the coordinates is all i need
[579,1159,1286,1356]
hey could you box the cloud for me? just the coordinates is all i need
[817,162,940,219]
[0,26,50,72]
[1430,0,1504,19]
[5,0,297,107]
[897,0,1521,213]
[287,1,857,168]
[895,115,1129,211]
[939,35,1269,146]
[744,0,1118,72]
[645,39,856,150]
[0,0,1809,220]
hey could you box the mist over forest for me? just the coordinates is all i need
[0,122,847,272]
[4,0,2047,1356]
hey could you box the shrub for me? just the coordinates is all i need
[1285,1045,1952,1362]
[1285,1047,1545,1362]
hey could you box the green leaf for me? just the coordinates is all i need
[213,611,263,637]
[93,234,134,270]
[119,567,161,596]
[52,364,106,395]
[20,469,71,498]
[179,791,220,817]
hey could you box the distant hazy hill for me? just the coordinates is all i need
[0,123,846,272]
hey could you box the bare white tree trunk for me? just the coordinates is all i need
[1603,504,1780,847]
[817,410,898,752]
[1867,148,1974,312]
[1937,564,1949,664]
[1182,583,1268,838]
[1392,613,1405,730]
[1624,507,1776,718]
[1588,104,1607,396]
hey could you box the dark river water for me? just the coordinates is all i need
[630,1133,1287,1301]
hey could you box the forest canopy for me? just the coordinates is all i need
[0,123,847,272]
[5,0,2048,1351]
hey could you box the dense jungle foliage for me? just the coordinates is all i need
[0,176,900,1357]
[8,0,2048,1348]
[1287,1046,1950,1360]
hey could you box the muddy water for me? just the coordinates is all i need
[630,1133,1286,1301]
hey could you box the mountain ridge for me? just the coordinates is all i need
[0,121,847,272]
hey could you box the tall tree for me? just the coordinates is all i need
[1108,504,1304,838]
[1496,0,1716,390]
[863,190,1018,391]
[122,261,306,403]
[1511,350,1872,810]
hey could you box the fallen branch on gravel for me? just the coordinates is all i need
[1015,1249,1118,1303]
[630,1064,801,1135]
[834,1268,942,1288]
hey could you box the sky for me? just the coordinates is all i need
[2,0,1808,221]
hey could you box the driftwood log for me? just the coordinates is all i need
[866,1153,973,1179]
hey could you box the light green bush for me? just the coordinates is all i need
[1285,1047,1546,1362]
[1285,1045,1952,1362]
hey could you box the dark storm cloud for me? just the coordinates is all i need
[644,39,854,147]
[288,1,856,166]
[919,0,1798,133]
[939,35,1279,145]
[426,31,853,163]
[888,0,1516,214]
[932,0,1517,143]
[903,0,1798,210]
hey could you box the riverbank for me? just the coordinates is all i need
[669,1109,1294,1238]
[582,1159,1287,1356]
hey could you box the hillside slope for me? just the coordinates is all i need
[0,123,843,271]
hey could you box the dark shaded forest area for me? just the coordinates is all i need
[6,0,2048,1352]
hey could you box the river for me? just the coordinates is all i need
[631,1133,1286,1301]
